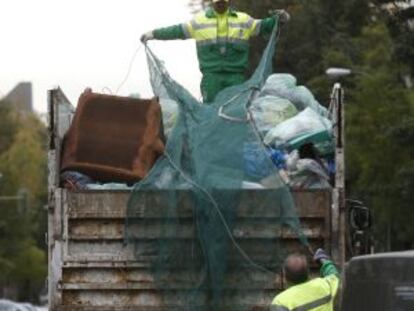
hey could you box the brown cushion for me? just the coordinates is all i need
[60,90,164,184]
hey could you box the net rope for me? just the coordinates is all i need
[125,19,308,311]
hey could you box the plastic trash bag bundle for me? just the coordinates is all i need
[284,145,332,190]
[288,158,332,189]
[264,107,333,155]
[243,142,273,181]
[260,73,329,117]
[250,95,298,133]
[243,142,289,181]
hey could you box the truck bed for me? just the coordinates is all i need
[49,189,331,310]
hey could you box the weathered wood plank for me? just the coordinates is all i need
[61,290,277,307]
[68,218,325,240]
[64,239,324,264]
[62,267,283,290]
[67,190,330,219]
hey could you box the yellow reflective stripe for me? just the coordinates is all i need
[190,18,217,41]
[252,19,261,36]
[196,37,248,47]
[291,294,332,311]
[191,20,216,30]
[228,18,254,29]
[181,23,192,39]
[193,28,217,41]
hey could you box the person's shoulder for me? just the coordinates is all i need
[270,291,285,306]
[272,284,301,304]
[272,289,288,302]
[232,10,250,18]
[232,10,255,22]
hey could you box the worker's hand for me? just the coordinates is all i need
[313,248,330,264]
[140,31,154,44]
[269,9,291,24]
[278,10,291,23]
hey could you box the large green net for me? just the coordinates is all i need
[125,22,308,310]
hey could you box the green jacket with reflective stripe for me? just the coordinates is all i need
[271,261,340,311]
[153,7,277,74]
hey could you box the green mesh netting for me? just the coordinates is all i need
[125,23,308,311]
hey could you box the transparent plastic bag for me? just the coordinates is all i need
[289,159,331,189]
[250,95,298,133]
[261,74,329,117]
[264,107,332,148]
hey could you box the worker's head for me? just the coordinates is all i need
[283,253,309,285]
[212,0,229,14]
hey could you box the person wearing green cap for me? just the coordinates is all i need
[141,0,290,103]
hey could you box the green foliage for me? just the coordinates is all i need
[0,115,47,196]
[345,22,414,250]
[14,245,47,282]
[0,104,18,154]
[0,108,47,301]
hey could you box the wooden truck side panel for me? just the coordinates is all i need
[50,190,330,310]
[47,88,344,310]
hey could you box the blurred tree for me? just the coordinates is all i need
[367,1,414,90]
[342,23,413,251]
[0,105,18,154]
[0,107,47,302]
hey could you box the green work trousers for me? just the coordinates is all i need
[201,72,246,103]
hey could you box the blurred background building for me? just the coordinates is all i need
[1,82,33,112]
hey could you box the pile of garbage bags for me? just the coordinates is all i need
[157,74,334,190]
[62,74,334,191]
[249,74,334,189]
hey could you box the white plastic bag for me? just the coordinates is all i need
[289,159,331,189]
[261,74,329,117]
[264,108,332,147]
[250,95,298,133]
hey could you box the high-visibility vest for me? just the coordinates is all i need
[271,275,340,311]
[182,8,261,46]
[180,8,263,73]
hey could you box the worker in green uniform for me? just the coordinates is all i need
[271,249,340,311]
[141,0,290,103]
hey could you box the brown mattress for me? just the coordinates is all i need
[61,89,165,184]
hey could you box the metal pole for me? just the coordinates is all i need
[330,83,346,266]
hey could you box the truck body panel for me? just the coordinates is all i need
[48,88,345,310]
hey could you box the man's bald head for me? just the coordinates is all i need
[283,253,309,285]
